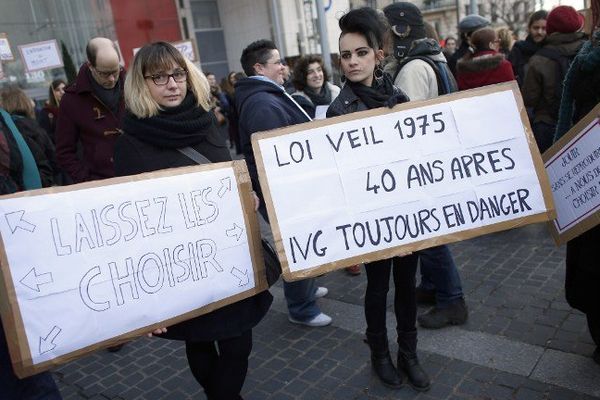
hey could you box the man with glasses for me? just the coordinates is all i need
[235,39,332,327]
[56,37,125,184]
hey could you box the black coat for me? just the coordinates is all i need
[114,114,272,342]
[12,115,57,187]
[508,36,542,88]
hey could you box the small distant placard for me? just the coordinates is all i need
[543,103,600,245]
[0,161,266,377]
[0,33,13,61]
[133,39,197,62]
[18,39,63,72]
[253,83,555,281]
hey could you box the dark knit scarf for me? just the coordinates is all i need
[555,31,600,142]
[347,72,409,110]
[123,92,216,148]
[305,84,332,106]
[88,69,122,114]
[513,35,541,58]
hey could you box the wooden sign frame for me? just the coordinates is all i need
[543,103,600,245]
[252,82,556,281]
[0,161,266,378]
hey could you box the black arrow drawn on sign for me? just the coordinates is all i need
[218,177,231,198]
[39,326,62,355]
[226,223,244,241]
[20,267,53,292]
[230,267,249,286]
[5,210,36,233]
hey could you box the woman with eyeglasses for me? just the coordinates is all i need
[114,41,272,400]
[456,27,515,91]
[326,8,430,392]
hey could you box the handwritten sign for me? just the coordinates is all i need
[18,39,63,73]
[133,39,198,62]
[0,62,4,80]
[0,161,266,377]
[544,104,600,244]
[253,83,555,281]
[0,33,14,61]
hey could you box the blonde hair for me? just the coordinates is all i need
[0,87,35,119]
[496,28,514,52]
[125,42,210,118]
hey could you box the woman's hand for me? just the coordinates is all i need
[253,191,260,211]
[146,327,167,338]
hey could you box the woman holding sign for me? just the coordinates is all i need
[326,8,430,391]
[114,41,273,399]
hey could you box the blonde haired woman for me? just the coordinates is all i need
[114,41,272,400]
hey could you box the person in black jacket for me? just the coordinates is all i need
[327,8,429,392]
[0,87,58,187]
[114,42,272,400]
[508,10,548,88]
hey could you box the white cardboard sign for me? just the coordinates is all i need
[18,39,63,72]
[544,106,600,244]
[253,84,555,280]
[0,162,264,376]
[133,39,197,62]
[0,33,14,61]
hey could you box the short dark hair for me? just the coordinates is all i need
[338,7,386,51]
[528,9,548,28]
[240,39,278,77]
[292,55,330,91]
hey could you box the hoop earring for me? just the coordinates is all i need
[340,74,347,84]
[374,64,384,84]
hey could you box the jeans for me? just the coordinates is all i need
[418,245,464,307]
[186,330,253,400]
[364,254,418,335]
[1,321,62,400]
[284,278,321,321]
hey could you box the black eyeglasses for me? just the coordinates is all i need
[144,69,188,86]
[94,66,122,79]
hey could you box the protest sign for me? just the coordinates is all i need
[133,39,198,62]
[0,161,266,377]
[0,62,4,80]
[0,33,14,61]
[18,39,63,73]
[253,82,555,281]
[543,103,600,245]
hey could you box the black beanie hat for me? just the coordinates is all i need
[383,2,426,59]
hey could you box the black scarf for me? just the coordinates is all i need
[123,92,216,148]
[305,84,332,106]
[347,72,408,109]
[88,69,122,114]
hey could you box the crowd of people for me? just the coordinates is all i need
[0,2,599,399]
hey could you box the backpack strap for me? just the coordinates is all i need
[177,147,212,165]
[395,56,450,96]
[0,108,41,190]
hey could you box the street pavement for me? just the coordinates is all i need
[53,221,600,399]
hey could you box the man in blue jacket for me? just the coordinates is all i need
[235,39,331,327]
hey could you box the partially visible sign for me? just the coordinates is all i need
[18,39,63,72]
[544,103,600,244]
[0,33,14,61]
[0,62,4,80]
[132,39,198,62]
[0,161,265,378]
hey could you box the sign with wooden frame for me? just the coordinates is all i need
[0,161,266,377]
[252,82,556,281]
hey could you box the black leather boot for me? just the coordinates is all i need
[366,331,404,388]
[397,330,430,392]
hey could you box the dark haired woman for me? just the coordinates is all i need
[114,41,272,400]
[554,28,600,366]
[327,7,430,392]
[291,54,340,119]
[508,10,548,87]
[456,27,515,90]
[37,79,66,142]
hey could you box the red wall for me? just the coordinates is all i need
[110,0,182,67]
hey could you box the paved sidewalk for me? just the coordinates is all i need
[54,223,600,399]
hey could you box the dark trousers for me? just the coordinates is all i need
[186,330,252,400]
[1,321,62,400]
[364,254,419,335]
[532,121,556,154]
